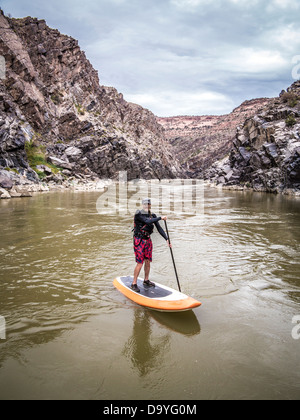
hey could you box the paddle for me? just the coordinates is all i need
[164,220,182,293]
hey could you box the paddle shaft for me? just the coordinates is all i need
[164,220,182,293]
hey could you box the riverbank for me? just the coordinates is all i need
[1,168,300,200]
[204,180,300,197]
[0,168,111,199]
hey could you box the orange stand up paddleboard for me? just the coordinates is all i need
[113,276,201,312]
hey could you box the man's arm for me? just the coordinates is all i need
[154,220,168,241]
[137,212,161,225]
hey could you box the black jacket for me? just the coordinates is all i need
[134,210,168,240]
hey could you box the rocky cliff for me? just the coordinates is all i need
[1,12,298,198]
[157,98,271,177]
[0,11,182,196]
[205,82,300,194]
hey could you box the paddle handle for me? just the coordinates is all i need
[164,220,182,293]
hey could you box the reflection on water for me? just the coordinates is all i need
[0,187,300,400]
[150,310,201,337]
[123,309,201,377]
[123,308,170,377]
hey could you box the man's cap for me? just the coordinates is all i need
[142,198,151,205]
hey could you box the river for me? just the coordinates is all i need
[0,183,299,400]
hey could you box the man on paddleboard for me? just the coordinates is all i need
[131,198,171,293]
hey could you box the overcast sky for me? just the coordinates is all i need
[1,0,300,116]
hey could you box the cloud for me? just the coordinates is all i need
[170,0,214,8]
[268,0,300,9]
[1,0,300,116]
[222,48,288,75]
[265,25,300,53]
[125,90,235,117]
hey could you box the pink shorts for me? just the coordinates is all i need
[134,237,153,264]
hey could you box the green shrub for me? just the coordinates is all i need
[4,167,19,174]
[51,90,64,105]
[75,103,85,115]
[286,115,297,127]
[281,91,299,108]
[25,139,61,178]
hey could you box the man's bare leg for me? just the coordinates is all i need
[133,262,143,285]
[143,259,155,286]
[144,259,151,282]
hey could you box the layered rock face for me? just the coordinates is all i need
[205,82,300,193]
[158,98,271,177]
[0,11,182,190]
[1,12,299,196]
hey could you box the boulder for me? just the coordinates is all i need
[0,175,13,190]
[36,164,52,174]
[217,176,226,184]
[65,146,82,161]
[14,187,33,197]
[264,143,278,159]
[239,147,252,163]
[9,188,22,197]
[225,170,234,182]
[47,156,73,170]
[0,187,11,198]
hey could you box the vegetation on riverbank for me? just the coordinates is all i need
[25,139,62,179]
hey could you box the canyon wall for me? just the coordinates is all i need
[0,11,182,195]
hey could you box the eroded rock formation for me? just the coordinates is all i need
[0,11,182,196]
[205,82,300,193]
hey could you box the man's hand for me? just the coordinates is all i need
[161,216,167,221]
[167,240,172,248]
